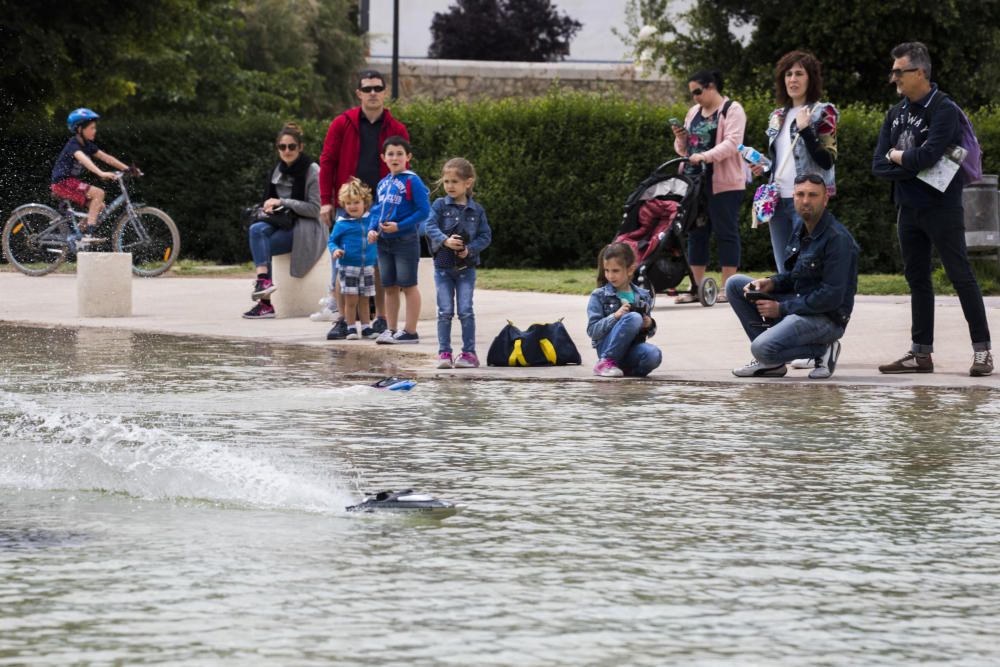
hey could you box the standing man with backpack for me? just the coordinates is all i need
[872,41,992,376]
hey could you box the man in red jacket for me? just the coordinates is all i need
[319,70,409,337]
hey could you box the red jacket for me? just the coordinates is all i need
[319,107,409,207]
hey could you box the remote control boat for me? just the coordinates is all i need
[370,376,416,391]
[346,489,459,517]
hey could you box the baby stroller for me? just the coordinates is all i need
[611,157,718,306]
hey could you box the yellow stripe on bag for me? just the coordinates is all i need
[509,339,528,366]
[538,338,557,364]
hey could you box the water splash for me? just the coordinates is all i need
[0,392,354,513]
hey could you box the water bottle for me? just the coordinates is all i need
[738,144,772,172]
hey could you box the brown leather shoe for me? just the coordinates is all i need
[878,351,933,374]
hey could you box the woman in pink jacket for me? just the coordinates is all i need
[672,69,748,303]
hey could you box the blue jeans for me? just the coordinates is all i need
[767,198,799,271]
[596,312,662,377]
[688,179,743,267]
[898,206,991,352]
[435,267,477,354]
[249,221,293,269]
[378,232,420,288]
[726,275,844,365]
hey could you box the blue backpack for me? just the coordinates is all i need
[928,92,983,184]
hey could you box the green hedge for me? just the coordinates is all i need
[2,93,998,271]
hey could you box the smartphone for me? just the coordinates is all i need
[669,117,682,128]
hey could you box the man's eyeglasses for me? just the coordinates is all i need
[277,143,298,151]
[690,87,704,97]
[889,67,920,79]
[794,173,825,185]
[359,85,386,93]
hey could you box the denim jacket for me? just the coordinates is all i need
[765,102,839,196]
[586,282,657,347]
[770,210,858,327]
[425,195,492,267]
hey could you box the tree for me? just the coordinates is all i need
[617,0,1000,108]
[0,0,365,124]
[428,0,582,62]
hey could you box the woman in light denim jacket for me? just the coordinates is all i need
[751,51,839,271]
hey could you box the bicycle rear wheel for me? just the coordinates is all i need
[113,206,180,277]
[2,205,70,276]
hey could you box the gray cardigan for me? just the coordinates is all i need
[272,161,326,277]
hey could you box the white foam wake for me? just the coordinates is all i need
[0,392,355,513]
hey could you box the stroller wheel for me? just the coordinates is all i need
[698,277,718,307]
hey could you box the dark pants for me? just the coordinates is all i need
[898,205,991,352]
[687,178,743,267]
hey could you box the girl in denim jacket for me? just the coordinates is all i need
[586,243,662,378]
[425,158,492,369]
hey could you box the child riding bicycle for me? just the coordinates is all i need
[51,108,133,242]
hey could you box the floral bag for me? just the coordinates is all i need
[751,132,802,228]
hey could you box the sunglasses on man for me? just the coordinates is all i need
[794,173,825,185]
[359,85,386,93]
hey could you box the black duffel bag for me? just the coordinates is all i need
[487,319,582,367]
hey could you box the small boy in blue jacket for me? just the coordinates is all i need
[366,136,431,344]
[328,178,378,340]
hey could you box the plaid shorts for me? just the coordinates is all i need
[338,264,375,296]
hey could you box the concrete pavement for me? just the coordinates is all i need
[0,270,997,389]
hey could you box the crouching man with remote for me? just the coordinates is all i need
[726,173,859,379]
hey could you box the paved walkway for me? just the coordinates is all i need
[1,271,997,389]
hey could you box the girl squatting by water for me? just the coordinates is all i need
[425,157,493,368]
[586,243,663,377]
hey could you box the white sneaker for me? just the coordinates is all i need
[375,329,396,345]
[318,296,334,308]
[789,358,815,369]
[809,341,842,379]
[309,306,339,322]
[732,359,788,377]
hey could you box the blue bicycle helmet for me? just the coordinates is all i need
[67,108,100,132]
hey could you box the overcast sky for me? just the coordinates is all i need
[367,0,635,62]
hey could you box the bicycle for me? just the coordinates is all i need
[2,171,180,277]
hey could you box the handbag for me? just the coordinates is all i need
[486,319,582,367]
[243,204,297,231]
[751,130,802,229]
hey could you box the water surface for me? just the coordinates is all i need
[1,324,998,665]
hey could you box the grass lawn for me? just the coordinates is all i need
[476,268,926,296]
[5,260,997,295]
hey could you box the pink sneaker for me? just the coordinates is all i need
[437,352,453,369]
[593,358,624,377]
[454,352,480,368]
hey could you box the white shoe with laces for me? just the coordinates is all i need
[732,359,788,377]
[808,341,842,379]
[790,358,815,369]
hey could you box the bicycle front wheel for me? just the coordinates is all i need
[113,206,180,277]
[2,205,70,276]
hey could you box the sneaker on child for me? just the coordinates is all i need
[970,350,994,377]
[390,330,419,344]
[732,359,787,377]
[374,329,396,345]
[360,326,378,340]
[346,324,361,340]
[593,358,624,377]
[878,351,933,374]
[242,302,275,319]
[454,352,480,368]
[437,352,453,369]
[326,318,349,340]
[808,340,842,379]
[371,316,388,334]
[252,278,276,301]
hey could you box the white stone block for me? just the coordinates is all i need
[417,256,437,321]
[270,253,330,318]
[77,252,133,317]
